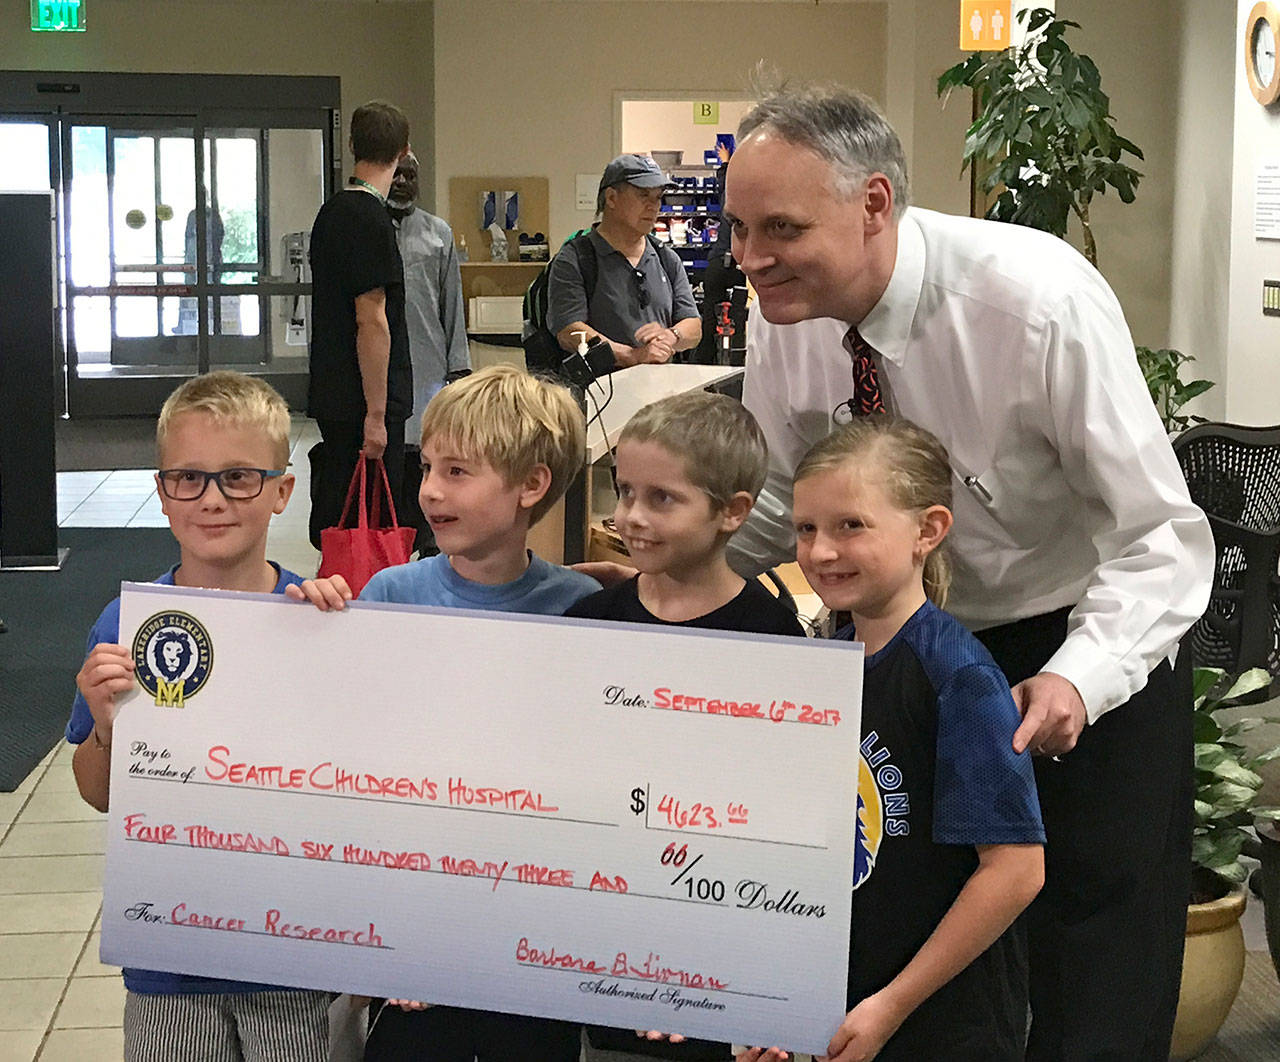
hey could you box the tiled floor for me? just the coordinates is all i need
[0,420,322,1061]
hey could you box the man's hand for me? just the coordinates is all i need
[1010,672,1087,756]
[735,1048,789,1062]
[75,644,135,740]
[634,323,676,363]
[286,576,354,611]
[571,561,636,587]
[641,336,676,364]
[634,322,673,346]
[820,991,905,1062]
[362,417,387,460]
[614,344,650,368]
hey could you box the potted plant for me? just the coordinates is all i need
[937,10,1214,431]
[1172,666,1280,1060]
[936,7,1143,269]
[1135,346,1214,436]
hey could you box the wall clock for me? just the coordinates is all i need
[1246,2,1280,106]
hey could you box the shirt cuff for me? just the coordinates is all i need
[1042,639,1130,725]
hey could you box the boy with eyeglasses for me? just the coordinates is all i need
[66,370,336,1061]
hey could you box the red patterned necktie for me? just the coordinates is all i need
[847,328,885,415]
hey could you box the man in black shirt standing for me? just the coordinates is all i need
[307,100,413,547]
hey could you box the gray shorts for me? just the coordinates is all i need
[123,989,334,1062]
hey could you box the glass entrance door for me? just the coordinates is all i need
[0,71,338,416]
[60,116,327,413]
[64,119,201,385]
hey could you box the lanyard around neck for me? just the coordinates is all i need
[347,176,386,204]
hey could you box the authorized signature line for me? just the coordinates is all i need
[517,961,788,1001]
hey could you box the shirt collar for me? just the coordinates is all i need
[855,208,924,367]
[590,226,656,264]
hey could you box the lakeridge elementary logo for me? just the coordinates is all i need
[852,731,911,890]
[132,611,213,707]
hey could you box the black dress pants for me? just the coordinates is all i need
[975,609,1193,1062]
[363,1004,580,1062]
[308,417,405,551]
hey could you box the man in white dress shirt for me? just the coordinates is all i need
[723,85,1213,1061]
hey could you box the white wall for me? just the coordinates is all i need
[433,0,888,244]
[901,0,970,216]
[620,99,756,163]
[1061,0,1180,349]
[1170,0,1235,422]
[1227,0,1280,424]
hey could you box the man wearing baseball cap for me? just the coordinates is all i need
[546,153,700,376]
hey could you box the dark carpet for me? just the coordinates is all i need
[56,416,157,471]
[0,527,178,791]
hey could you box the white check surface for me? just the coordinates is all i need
[103,582,862,1053]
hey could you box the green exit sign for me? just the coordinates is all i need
[31,0,85,32]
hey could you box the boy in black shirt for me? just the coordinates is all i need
[567,391,803,637]
[307,100,414,547]
[568,391,802,1058]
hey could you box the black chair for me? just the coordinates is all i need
[1173,422,1280,685]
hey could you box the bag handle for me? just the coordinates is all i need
[335,455,402,531]
[335,456,370,530]
[368,457,402,531]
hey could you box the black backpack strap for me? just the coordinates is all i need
[573,232,599,303]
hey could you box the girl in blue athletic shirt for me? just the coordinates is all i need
[740,416,1045,1062]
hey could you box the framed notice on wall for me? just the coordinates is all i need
[1256,162,1280,239]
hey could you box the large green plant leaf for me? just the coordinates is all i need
[1209,759,1264,789]
[936,8,1143,268]
[1223,669,1273,702]
[1202,781,1261,814]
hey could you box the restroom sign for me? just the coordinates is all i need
[693,102,719,125]
[31,0,85,31]
[959,1,1011,50]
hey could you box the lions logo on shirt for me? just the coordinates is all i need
[852,755,882,889]
[853,731,910,890]
[132,611,213,708]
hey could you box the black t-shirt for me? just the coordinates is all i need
[844,602,1043,1061]
[566,574,802,1059]
[307,189,412,422]
[565,576,806,638]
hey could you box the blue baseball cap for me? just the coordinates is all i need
[599,153,671,192]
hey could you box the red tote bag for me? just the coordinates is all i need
[317,457,416,595]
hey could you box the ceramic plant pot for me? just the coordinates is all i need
[1169,888,1247,1061]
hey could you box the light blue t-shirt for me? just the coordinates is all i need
[360,551,600,614]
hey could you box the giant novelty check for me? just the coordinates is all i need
[103,582,863,1053]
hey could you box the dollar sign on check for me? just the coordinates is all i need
[630,787,646,814]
